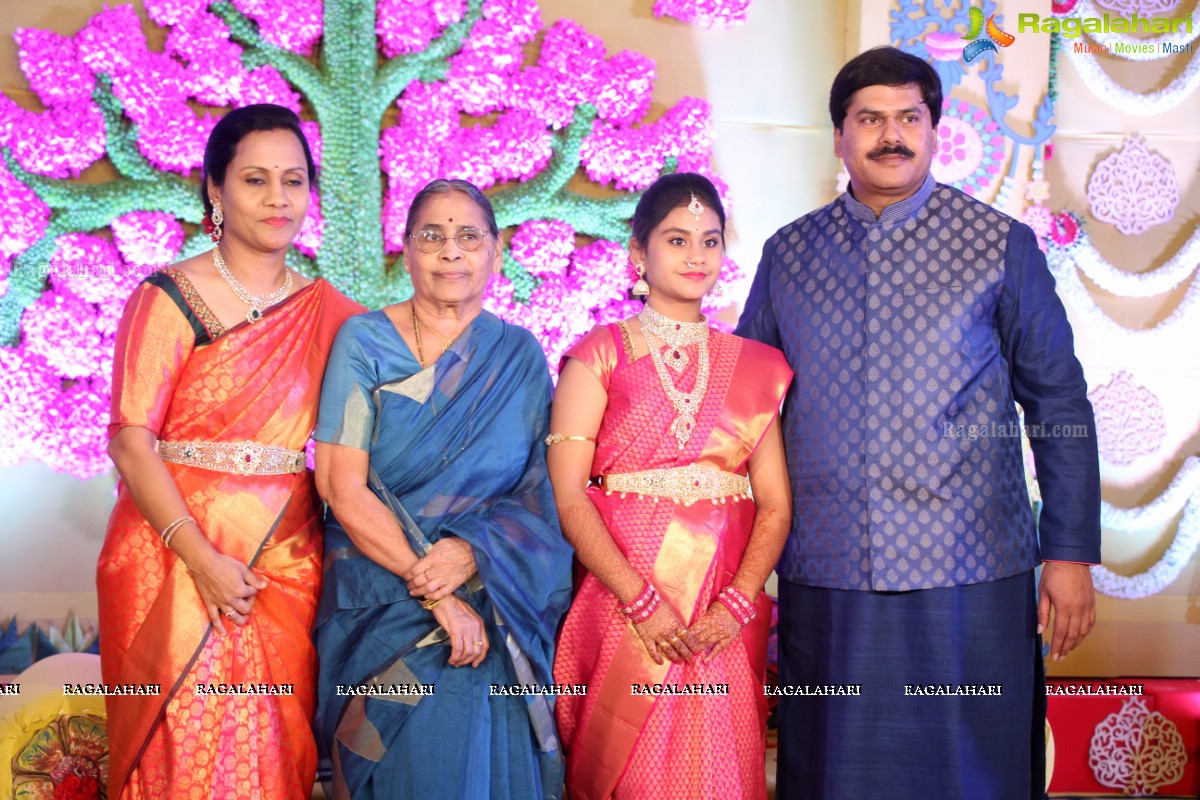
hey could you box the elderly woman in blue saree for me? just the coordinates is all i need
[312,179,573,800]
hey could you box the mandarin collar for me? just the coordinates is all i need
[843,173,936,224]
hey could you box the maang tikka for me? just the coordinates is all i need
[687,192,705,220]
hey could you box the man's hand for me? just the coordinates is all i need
[1037,562,1096,662]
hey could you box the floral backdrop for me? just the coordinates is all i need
[0,0,756,480]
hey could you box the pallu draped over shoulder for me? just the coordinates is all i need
[97,269,362,799]
[554,323,793,800]
[313,309,573,800]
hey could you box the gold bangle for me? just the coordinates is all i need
[420,596,445,611]
[545,433,597,447]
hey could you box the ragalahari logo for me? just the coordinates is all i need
[961,5,1016,63]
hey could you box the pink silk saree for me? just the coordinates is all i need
[554,323,792,800]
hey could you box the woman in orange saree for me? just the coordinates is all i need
[549,173,794,799]
[97,104,361,799]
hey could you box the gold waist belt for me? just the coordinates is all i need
[158,440,306,476]
[599,464,751,507]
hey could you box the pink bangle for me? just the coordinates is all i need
[716,586,756,626]
[620,583,661,624]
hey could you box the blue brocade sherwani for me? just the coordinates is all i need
[737,175,1100,591]
[737,175,1101,800]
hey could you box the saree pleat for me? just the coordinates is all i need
[313,310,573,800]
[553,324,792,800]
[98,275,361,800]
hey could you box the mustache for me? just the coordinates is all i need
[867,144,916,160]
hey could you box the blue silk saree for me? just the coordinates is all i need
[313,309,572,800]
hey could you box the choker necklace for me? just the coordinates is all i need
[638,304,708,373]
[212,248,293,324]
[637,306,710,449]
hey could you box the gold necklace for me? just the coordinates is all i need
[410,304,456,367]
[212,248,292,324]
[411,303,428,366]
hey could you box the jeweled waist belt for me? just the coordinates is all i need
[598,464,750,507]
[158,440,306,476]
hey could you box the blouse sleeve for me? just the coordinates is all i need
[108,282,196,439]
[314,315,379,451]
[561,324,621,392]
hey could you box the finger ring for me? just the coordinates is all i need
[224,610,235,619]
[474,640,484,646]
[659,641,672,649]
[670,635,682,643]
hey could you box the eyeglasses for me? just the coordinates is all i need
[408,229,490,253]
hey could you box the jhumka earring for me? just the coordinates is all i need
[631,263,650,297]
[708,280,724,299]
[207,201,224,243]
[687,192,705,220]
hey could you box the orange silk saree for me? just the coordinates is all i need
[97,270,360,799]
[554,324,792,800]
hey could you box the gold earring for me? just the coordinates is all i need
[631,263,649,297]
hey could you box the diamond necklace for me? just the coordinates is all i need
[212,248,293,324]
[637,306,710,449]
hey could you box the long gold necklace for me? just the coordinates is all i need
[637,306,711,449]
[410,304,456,367]
[212,248,292,324]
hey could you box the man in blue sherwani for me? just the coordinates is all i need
[737,46,1101,800]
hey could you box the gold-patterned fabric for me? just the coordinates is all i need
[98,275,363,799]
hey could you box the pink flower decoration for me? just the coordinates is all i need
[1087,136,1179,236]
[75,5,149,74]
[166,12,247,106]
[1049,212,1080,247]
[301,120,323,168]
[1022,205,1055,254]
[594,51,655,126]
[0,344,59,468]
[446,22,527,115]
[582,98,713,190]
[0,161,51,257]
[510,220,575,278]
[570,240,628,309]
[231,0,324,56]
[654,0,751,29]
[237,65,303,112]
[110,212,186,270]
[295,190,324,257]
[135,103,217,174]
[22,287,106,380]
[144,0,207,27]
[6,101,106,179]
[376,0,465,58]
[15,29,96,105]
[46,378,114,478]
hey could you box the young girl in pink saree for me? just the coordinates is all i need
[549,173,793,799]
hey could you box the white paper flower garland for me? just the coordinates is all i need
[1048,248,1200,344]
[1092,490,1200,599]
[1063,42,1200,113]
[1069,225,1200,297]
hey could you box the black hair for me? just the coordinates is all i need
[200,104,316,217]
[829,46,942,131]
[404,179,500,239]
[630,172,726,250]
